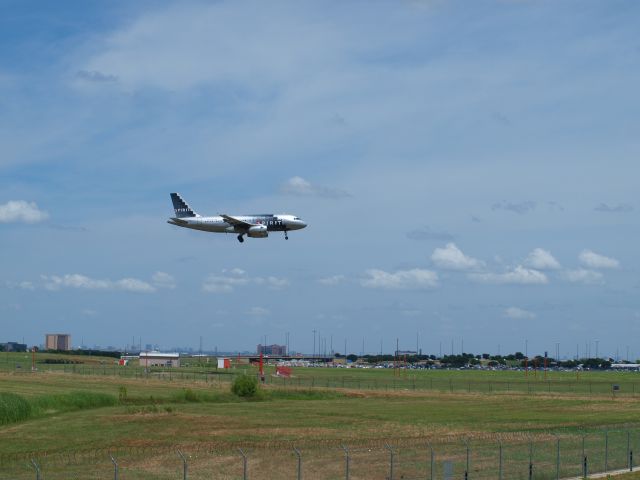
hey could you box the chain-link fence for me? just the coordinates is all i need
[7,364,640,397]
[2,430,638,479]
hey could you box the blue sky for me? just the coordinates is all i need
[1,0,639,358]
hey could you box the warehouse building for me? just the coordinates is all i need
[0,341,27,352]
[257,344,287,355]
[139,352,180,367]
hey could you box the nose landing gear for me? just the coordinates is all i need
[237,234,244,243]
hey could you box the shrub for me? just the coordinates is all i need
[231,375,259,398]
[183,388,199,402]
[0,392,31,425]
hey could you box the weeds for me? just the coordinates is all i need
[0,392,31,425]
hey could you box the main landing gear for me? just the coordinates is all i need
[284,230,289,240]
[237,234,244,243]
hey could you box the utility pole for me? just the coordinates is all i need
[595,340,599,359]
[313,330,316,357]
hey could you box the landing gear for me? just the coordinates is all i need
[284,230,289,240]
[237,234,244,243]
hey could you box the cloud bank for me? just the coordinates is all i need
[361,269,438,290]
[0,201,49,223]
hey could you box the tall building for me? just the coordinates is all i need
[257,344,287,355]
[45,334,71,351]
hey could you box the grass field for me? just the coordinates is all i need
[2,352,640,478]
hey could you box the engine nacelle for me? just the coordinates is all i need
[247,225,268,238]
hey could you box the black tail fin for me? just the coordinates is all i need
[170,193,199,218]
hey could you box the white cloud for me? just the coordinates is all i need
[0,200,48,223]
[41,274,156,293]
[280,176,350,199]
[469,266,548,285]
[152,271,176,289]
[361,268,438,290]
[504,307,536,319]
[80,4,343,92]
[579,250,619,269]
[563,269,604,284]
[114,278,157,293]
[431,243,483,270]
[247,306,270,316]
[319,275,346,286]
[255,276,290,289]
[4,281,35,290]
[491,200,536,215]
[202,269,288,293]
[524,248,561,270]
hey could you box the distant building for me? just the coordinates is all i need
[139,352,180,368]
[257,344,287,355]
[45,334,71,351]
[395,350,417,356]
[0,342,27,352]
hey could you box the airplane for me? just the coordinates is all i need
[167,193,307,243]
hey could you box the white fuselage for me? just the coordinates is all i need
[168,214,306,234]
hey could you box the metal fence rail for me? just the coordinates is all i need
[1,429,637,479]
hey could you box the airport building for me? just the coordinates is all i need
[139,352,180,368]
[45,334,71,351]
[257,344,287,355]
[0,341,27,352]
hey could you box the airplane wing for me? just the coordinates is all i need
[221,214,255,229]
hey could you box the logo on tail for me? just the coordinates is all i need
[170,193,199,218]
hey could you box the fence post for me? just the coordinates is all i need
[426,442,434,480]
[628,431,632,471]
[385,443,394,480]
[110,453,119,480]
[583,455,588,479]
[528,437,533,480]
[629,430,634,472]
[554,434,560,480]
[30,458,40,480]
[177,449,188,480]
[498,440,502,480]
[464,439,470,480]
[342,445,350,480]
[293,447,302,480]
[238,448,248,480]
[605,430,609,473]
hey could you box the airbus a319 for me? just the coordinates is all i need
[167,193,307,243]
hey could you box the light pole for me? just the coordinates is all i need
[313,330,316,357]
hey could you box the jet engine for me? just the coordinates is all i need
[247,225,268,238]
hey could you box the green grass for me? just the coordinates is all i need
[0,392,31,425]
[3,368,640,479]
